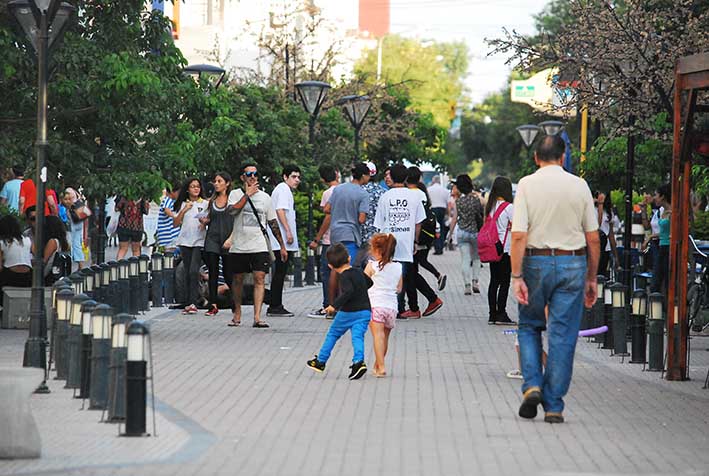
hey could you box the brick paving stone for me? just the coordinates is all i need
[1,250,709,476]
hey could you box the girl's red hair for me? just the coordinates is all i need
[370,233,397,268]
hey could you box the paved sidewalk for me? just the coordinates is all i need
[1,250,709,476]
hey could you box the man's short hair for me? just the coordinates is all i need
[240,163,258,175]
[12,166,24,177]
[282,164,301,178]
[389,164,408,184]
[431,175,440,184]
[326,242,350,268]
[351,162,371,180]
[406,166,422,185]
[318,165,337,183]
[535,135,566,163]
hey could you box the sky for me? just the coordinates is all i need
[387,0,550,104]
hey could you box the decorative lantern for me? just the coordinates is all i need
[609,283,629,356]
[107,313,133,422]
[89,304,113,410]
[122,321,151,437]
[647,292,664,371]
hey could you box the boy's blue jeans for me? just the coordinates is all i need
[317,309,371,364]
[517,255,586,414]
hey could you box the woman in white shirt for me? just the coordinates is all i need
[173,177,207,314]
[0,215,32,297]
[484,177,515,325]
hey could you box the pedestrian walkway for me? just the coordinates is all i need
[1,250,708,476]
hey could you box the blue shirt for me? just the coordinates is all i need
[329,182,370,246]
[157,196,180,248]
[0,179,22,212]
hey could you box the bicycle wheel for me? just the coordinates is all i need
[687,283,704,332]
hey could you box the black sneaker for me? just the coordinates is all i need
[495,313,517,326]
[518,387,542,419]
[267,307,295,317]
[348,361,367,380]
[488,314,497,325]
[437,274,447,291]
[307,356,326,372]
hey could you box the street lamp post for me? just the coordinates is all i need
[538,120,565,136]
[9,1,75,391]
[295,80,331,287]
[516,125,541,148]
[183,64,226,90]
[610,283,629,357]
[337,95,372,161]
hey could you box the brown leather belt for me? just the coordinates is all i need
[526,248,586,256]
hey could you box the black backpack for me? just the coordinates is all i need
[418,204,437,247]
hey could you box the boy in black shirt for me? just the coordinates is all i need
[307,243,372,380]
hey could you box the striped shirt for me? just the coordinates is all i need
[157,196,180,248]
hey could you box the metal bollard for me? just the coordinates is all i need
[593,276,606,343]
[117,260,130,314]
[89,304,113,410]
[305,245,316,286]
[107,261,119,310]
[128,257,140,316]
[630,289,647,364]
[53,288,74,380]
[97,263,111,304]
[78,300,95,400]
[122,321,150,437]
[293,250,303,288]
[107,313,132,422]
[610,283,629,356]
[66,295,91,391]
[163,251,175,305]
[647,292,664,371]
[150,253,163,307]
[139,254,150,311]
[603,283,614,350]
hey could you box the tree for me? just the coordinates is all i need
[488,0,709,137]
[355,34,469,130]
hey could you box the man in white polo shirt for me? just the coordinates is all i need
[511,134,600,424]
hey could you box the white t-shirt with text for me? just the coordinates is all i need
[374,187,426,263]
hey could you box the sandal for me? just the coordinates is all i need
[252,321,270,328]
[227,319,241,327]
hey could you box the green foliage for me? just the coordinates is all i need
[354,35,468,130]
[692,211,709,241]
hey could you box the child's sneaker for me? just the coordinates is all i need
[306,356,326,372]
[348,361,367,380]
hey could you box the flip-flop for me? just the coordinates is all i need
[252,321,270,328]
[227,320,241,327]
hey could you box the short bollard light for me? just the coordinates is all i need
[93,264,105,303]
[293,250,303,288]
[139,254,150,311]
[67,296,92,391]
[69,272,84,296]
[593,276,606,343]
[647,292,664,371]
[630,289,647,364]
[108,261,119,309]
[118,260,130,314]
[89,304,113,410]
[151,253,163,307]
[603,282,614,350]
[128,257,140,316]
[53,288,74,380]
[163,250,175,305]
[610,283,629,356]
[78,299,95,400]
[123,321,150,437]
[81,267,95,299]
[107,313,132,423]
[99,263,111,304]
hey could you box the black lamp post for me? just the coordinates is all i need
[123,321,150,437]
[69,272,84,298]
[118,259,130,314]
[128,257,140,315]
[78,298,95,399]
[647,292,664,371]
[150,253,163,307]
[53,288,73,380]
[337,94,372,161]
[183,63,226,90]
[295,80,331,287]
[593,276,606,344]
[107,313,132,423]
[89,304,113,410]
[98,263,111,304]
[630,289,647,364]
[162,250,175,305]
[67,295,90,392]
[139,255,150,311]
[516,124,541,149]
[610,283,629,357]
[81,267,95,299]
[10,0,75,391]
[603,282,614,350]
[538,120,565,136]
[108,260,119,309]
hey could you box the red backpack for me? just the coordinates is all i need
[477,202,511,263]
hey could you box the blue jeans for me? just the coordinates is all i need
[340,241,359,267]
[518,255,586,414]
[317,309,371,363]
[320,244,331,308]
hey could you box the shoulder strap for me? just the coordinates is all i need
[245,194,268,236]
[492,201,510,221]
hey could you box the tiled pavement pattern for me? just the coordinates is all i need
[1,250,709,476]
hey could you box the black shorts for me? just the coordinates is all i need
[230,252,271,274]
[117,228,143,243]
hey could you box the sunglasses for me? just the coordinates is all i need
[243,171,258,177]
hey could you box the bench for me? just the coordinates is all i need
[1,287,53,330]
[0,367,43,459]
